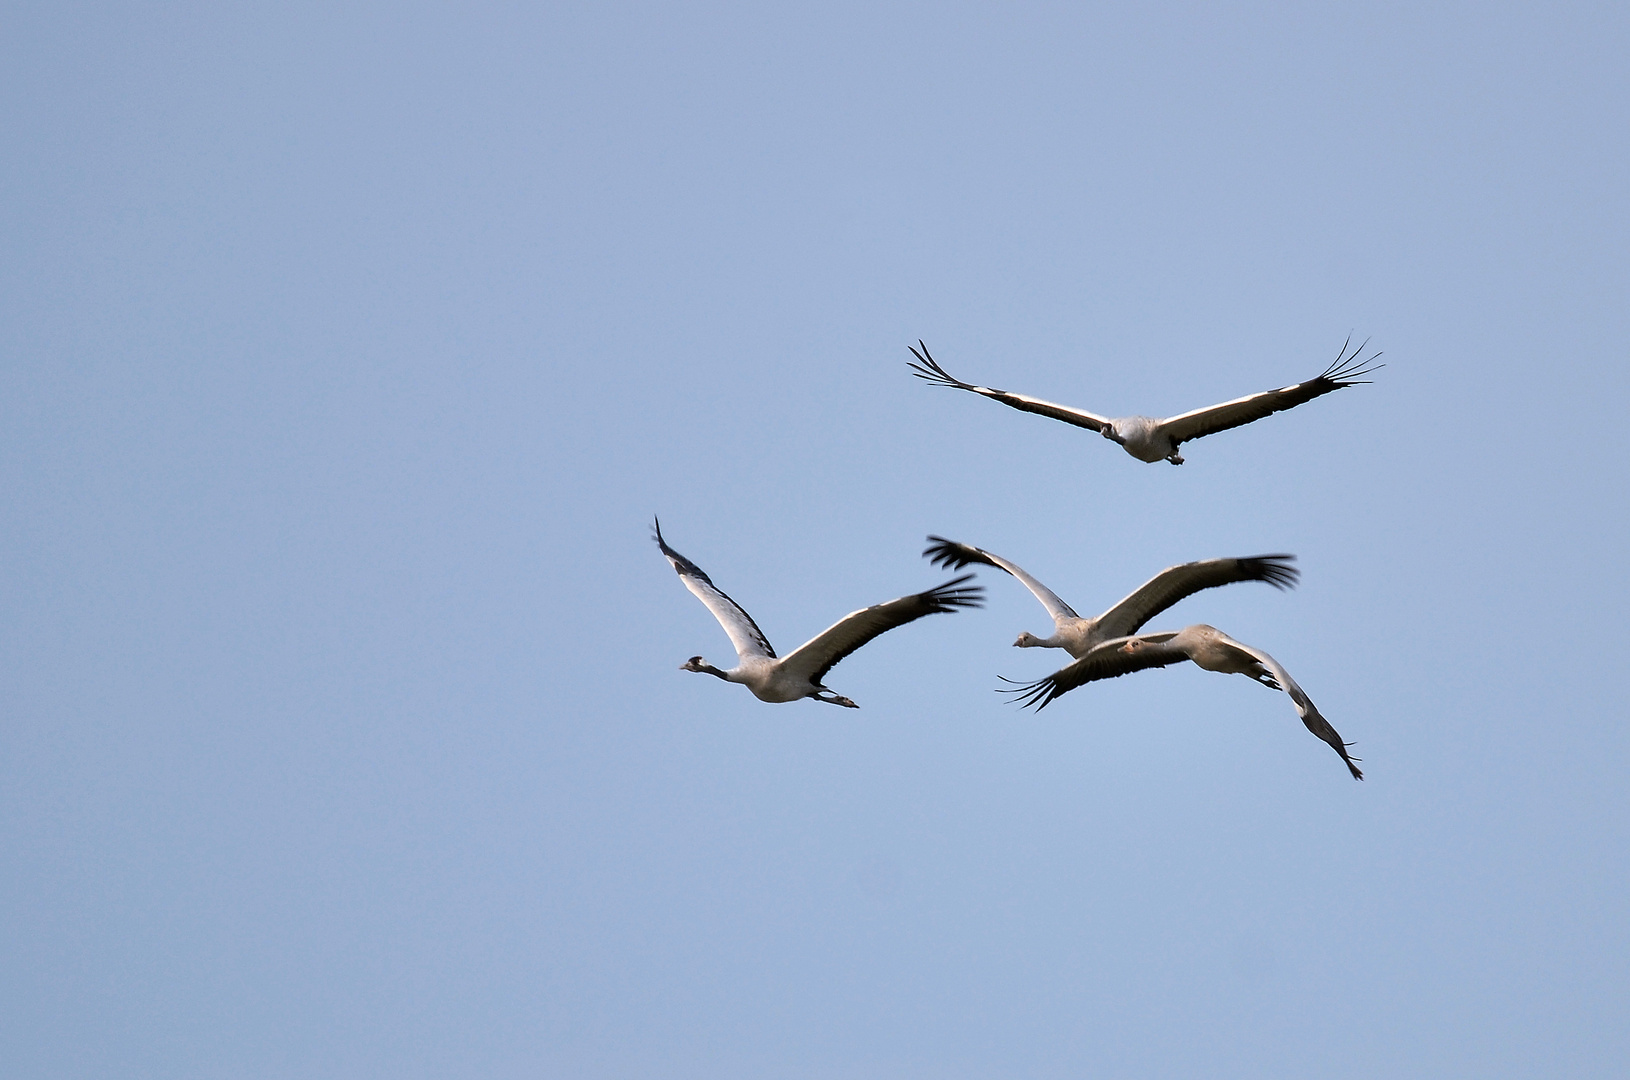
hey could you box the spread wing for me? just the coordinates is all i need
[1222,637,1365,781]
[998,632,1185,710]
[1158,337,1381,446]
[779,575,984,687]
[922,536,1078,621]
[1094,555,1298,639]
[909,342,1110,433]
[653,518,775,661]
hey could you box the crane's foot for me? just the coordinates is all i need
[1166,454,1184,465]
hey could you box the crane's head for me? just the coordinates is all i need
[680,656,730,680]
[1100,423,1124,445]
[1120,639,1151,657]
[1014,631,1045,648]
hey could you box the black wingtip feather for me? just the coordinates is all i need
[1338,742,1365,780]
[907,341,981,391]
[1239,554,1300,591]
[651,516,675,559]
[921,535,998,573]
[650,517,716,585]
[922,572,985,612]
[996,674,1059,710]
[1318,335,1385,386]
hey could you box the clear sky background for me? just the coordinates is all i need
[4,2,1628,1077]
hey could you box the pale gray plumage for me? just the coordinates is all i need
[909,337,1380,464]
[1002,623,1364,780]
[654,519,983,708]
[923,536,1296,657]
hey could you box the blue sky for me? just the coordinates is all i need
[3,2,1628,1076]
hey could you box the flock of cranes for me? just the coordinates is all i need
[657,338,1380,780]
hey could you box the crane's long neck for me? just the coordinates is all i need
[682,657,734,680]
[1018,618,1100,657]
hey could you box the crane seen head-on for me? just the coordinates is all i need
[909,337,1381,465]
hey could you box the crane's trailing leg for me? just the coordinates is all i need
[815,689,859,708]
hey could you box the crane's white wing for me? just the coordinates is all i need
[1220,637,1364,781]
[779,575,983,687]
[1094,555,1298,639]
[909,342,1110,433]
[653,519,776,661]
[922,536,1078,621]
[1158,337,1381,446]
